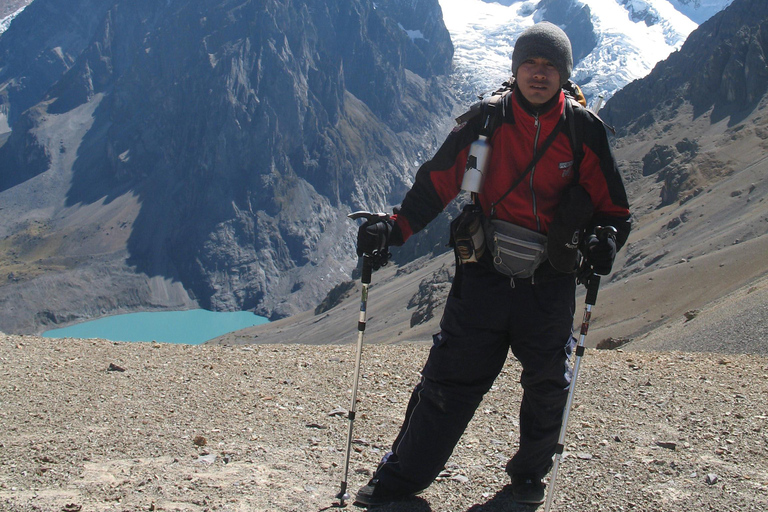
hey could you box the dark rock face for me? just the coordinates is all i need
[0,0,115,127]
[407,263,451,327]
[602,0,768,134]
[619,0,660,26]
[640,138,700,205]
[0,109,50,189]
[373,0,453,80]
[537,0,598,65]
[0,0,456,329]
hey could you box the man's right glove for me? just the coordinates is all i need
[584,228,617,276]
[356,217,394,268]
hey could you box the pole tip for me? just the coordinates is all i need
[335,489,351,506]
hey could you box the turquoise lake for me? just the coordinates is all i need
[42,309,269,345]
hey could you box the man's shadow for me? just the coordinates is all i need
[323,485,541,511]
[464,484,542,511]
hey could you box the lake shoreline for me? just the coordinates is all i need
[42,308,269,345]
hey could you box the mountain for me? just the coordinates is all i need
[0,0,459,333]
[0,0,742,336]
[601,0,768,135]
[218,0,768,354]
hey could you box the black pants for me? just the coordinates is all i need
[374,263,577,495]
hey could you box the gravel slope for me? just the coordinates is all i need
[1,334,766,512]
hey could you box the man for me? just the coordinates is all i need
[354,22,631,506]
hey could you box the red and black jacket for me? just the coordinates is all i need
[391,87,631,249]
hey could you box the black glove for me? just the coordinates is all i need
[356,218,394,268]
[584,230,617,276]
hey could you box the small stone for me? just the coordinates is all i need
[196,454,216,464]
[706,473,718,485]
[193,435,207,447]
[684,310,699,322]
[655,441,677,450]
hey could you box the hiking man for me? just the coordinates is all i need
[354,22,631,506]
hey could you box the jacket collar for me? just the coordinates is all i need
[512,87,564,120]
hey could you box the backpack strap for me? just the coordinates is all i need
[564,95,616,185]
[455,78,515,127]
[565,97,582,184]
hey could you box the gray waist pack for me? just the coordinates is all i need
[485,219,548,278]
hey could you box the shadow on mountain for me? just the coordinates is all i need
[65,97,124,206]
[0,113,51,192]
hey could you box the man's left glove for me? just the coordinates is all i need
[584,230,617,276]
[356,217,394,268]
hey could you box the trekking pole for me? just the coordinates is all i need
[335,211,389,507]
[544,226,616,512]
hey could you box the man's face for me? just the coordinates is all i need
[516,57,561,107]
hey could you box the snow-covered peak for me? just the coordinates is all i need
[574,0,697,104]
[439,0,732,107]
[668,0,734,24]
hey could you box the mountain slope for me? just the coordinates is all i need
[0,0,459,333]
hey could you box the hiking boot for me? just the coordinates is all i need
[511,474,546,504]
[354,478,417,507]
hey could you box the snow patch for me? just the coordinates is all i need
[398,23,429,42]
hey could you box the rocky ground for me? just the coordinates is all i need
[1,333,766,512]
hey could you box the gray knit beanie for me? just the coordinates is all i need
[511,22,573,86]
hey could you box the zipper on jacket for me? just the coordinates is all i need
[530,113,541,231]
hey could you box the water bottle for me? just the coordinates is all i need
[460,135,491,194]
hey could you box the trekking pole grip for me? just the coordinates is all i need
[585,274,600,305]
[361,257,373,285]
